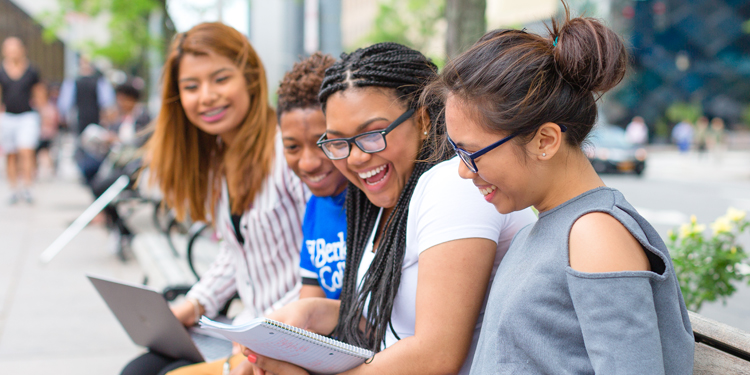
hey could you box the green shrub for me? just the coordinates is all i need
[668,208,749,311]
[665,101,702,125]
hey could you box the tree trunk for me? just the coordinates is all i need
[445,0,486,59]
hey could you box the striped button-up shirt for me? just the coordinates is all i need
[187,133,310,323]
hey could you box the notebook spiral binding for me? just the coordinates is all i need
[263,319,374,359]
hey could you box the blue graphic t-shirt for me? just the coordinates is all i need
[299,190,347,299]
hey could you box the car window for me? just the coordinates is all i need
[589,126,633,149]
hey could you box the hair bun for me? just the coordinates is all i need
[551,7,627,94]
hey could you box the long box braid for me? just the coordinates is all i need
[319,42,450,353]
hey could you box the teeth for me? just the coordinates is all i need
[308,173,326,182]
[358,165,386,179]
[365,173,388,186]
[204,107,224,116]
[479,185,497,196]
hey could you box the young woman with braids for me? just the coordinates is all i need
[431,7,694,374]
[244,43,536,375]
[121,22,309,375]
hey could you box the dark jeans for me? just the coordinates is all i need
[74,147,104,184]
[90,170,131,236]
[121,351,195,375]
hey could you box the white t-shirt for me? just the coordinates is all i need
[356,157,537,373]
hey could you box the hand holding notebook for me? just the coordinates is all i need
[199,317,374,374]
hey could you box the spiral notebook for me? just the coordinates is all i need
[199,317,374,374]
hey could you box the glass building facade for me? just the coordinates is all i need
[613,0,750,128]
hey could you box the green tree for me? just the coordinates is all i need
[362,0,445,62]
[665,101,702,124]
[42,0,173,73]
[362,0,492,64]
[445,0,485,58]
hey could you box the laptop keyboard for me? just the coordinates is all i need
[191,332,234,362]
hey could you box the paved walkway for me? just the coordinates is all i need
[642,149,750,182]
[0,162,146,374]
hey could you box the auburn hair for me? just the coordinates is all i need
[145,22,276,222]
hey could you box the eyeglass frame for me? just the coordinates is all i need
[316,108,416,160]
[447,124,567,173]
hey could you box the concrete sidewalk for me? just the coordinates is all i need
[0,175,146,374]
[643,149,750,182]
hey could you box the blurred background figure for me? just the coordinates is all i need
[57,55,115,183]
[708,117,726,162]
[671,119,693,153]
[694,116,709,157]
[89,81,150,255]
[0,36,43,204]
[625,116,648,145]
[35,82,60,178]
[109,81,150,147]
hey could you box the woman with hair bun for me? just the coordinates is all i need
[430,5,695,374]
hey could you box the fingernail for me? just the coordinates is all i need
[247,354,257,363]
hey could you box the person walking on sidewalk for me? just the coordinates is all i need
[625,116,648,145]
[57,56,115,183]
[708,117,726,162]
[0,37,43,204]
[35,83,60,178]
[672,119,693,153]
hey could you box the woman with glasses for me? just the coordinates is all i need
[429,8,694,374]
[244,42,536,375]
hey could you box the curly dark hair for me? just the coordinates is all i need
[277,52,336,116]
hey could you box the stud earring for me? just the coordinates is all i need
[542,153,547,157]
[424,131,428,135]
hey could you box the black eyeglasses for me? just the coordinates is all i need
[317,109,416,160]
[448,124,567,173]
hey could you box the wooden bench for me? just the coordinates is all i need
[691,311,750,374]
[131,222,219,300]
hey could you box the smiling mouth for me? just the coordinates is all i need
[358,164,389,186]
[306,171,330,183]
[200,106,228,119]
[479,185,497,196]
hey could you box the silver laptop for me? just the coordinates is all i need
[87,274,233,363]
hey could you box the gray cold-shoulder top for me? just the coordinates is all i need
[470,187,694,375]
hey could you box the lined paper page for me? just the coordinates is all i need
[200,317,373,374]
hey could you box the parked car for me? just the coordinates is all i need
[584,124,647,175]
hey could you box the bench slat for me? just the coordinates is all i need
[689,311,750,361]
[694,343,750,375]
[132,232,198,292]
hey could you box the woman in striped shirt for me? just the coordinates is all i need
[121,22,308,375]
